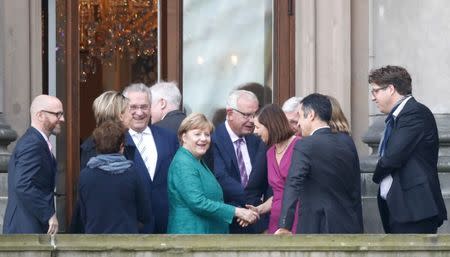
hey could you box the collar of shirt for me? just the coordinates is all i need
[128,126,151,137]
[32,126,52,151]
[311,125,330,136]
[392,95,412,119]
[225,120,246,144]
[33,126,51,144]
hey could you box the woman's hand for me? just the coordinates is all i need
[245,196,273,215]
[235,207,259,227]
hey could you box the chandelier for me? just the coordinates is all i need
[79,0,158,82]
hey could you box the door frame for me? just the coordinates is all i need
[63,0,294,227]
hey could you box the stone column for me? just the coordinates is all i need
[361,0,450,233]
[0,1,19,231]
[0,0,41,233]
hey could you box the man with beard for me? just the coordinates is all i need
[205,89,270,233]
[3,95,64,234]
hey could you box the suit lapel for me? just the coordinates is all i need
[125,131,153,184]
[216,124,240,178]
[150,126,163,182]
[30,127,57,173]
[245,135,257,168]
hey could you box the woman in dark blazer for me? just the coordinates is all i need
[77,121,151,233]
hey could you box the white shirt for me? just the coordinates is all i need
[379,96,412,200]
[129,127,158,180]
[225,121,252,178]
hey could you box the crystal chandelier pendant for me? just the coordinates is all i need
[79,0,158,83]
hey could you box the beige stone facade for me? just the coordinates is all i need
[1,0,449,233]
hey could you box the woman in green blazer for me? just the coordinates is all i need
[167,113,259,234]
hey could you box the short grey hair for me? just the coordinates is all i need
[150,81,181,108]
[282,96,303,113]
[226,90,258,109]
[122,83,152,105]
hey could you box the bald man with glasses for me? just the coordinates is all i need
[3,95,64,234]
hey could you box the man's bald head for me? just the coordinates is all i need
[30,95,61,116]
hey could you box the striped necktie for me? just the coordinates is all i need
[235,138,248,187]
[136,132,152,177]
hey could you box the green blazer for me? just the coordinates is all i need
[167,147,235,234]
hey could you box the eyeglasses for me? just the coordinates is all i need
[370,86,388,96]
[41,110,64,119]
[232,108,256,120]
[129,104,150,112]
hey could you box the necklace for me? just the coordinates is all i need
[275,136,294,155]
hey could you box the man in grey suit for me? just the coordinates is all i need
[276,93,363,234]
[3,95,64,234]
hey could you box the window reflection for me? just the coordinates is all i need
[183,0,273,124]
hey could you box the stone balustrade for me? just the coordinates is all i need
[1,234,450,257]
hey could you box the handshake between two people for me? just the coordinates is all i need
[234,204,260,227]
[235,204,292,234]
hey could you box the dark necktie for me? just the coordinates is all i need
[379,114,394,157]
[235,138,248,187]
[378,96,411,157]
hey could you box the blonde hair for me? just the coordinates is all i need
[93,91,129,126]
[327,96,351,134]
[178,113,214,145]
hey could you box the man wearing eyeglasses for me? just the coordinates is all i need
[122,83,179,234]
[3,95,64,235]
[205,89,270,233]
[369,65,446,233]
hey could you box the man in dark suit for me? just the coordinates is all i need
[206,89,269,233]
[369,65,446,233]
[123,83,179,233]
[276,93,363,234]
[3,95,64,234]
[149,81,186,134]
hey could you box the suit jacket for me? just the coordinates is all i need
[3,127,57,234]
[205,122,270,233]
[153,110,186,134]
[125,125,179,233]
[279,128,363,233]
[372,97,447,230]
[167,147,235,234]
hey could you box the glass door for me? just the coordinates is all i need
[182,0,273,125]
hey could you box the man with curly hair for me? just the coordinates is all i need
[369,65,447,233]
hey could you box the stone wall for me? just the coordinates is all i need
[1,234,450,257]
